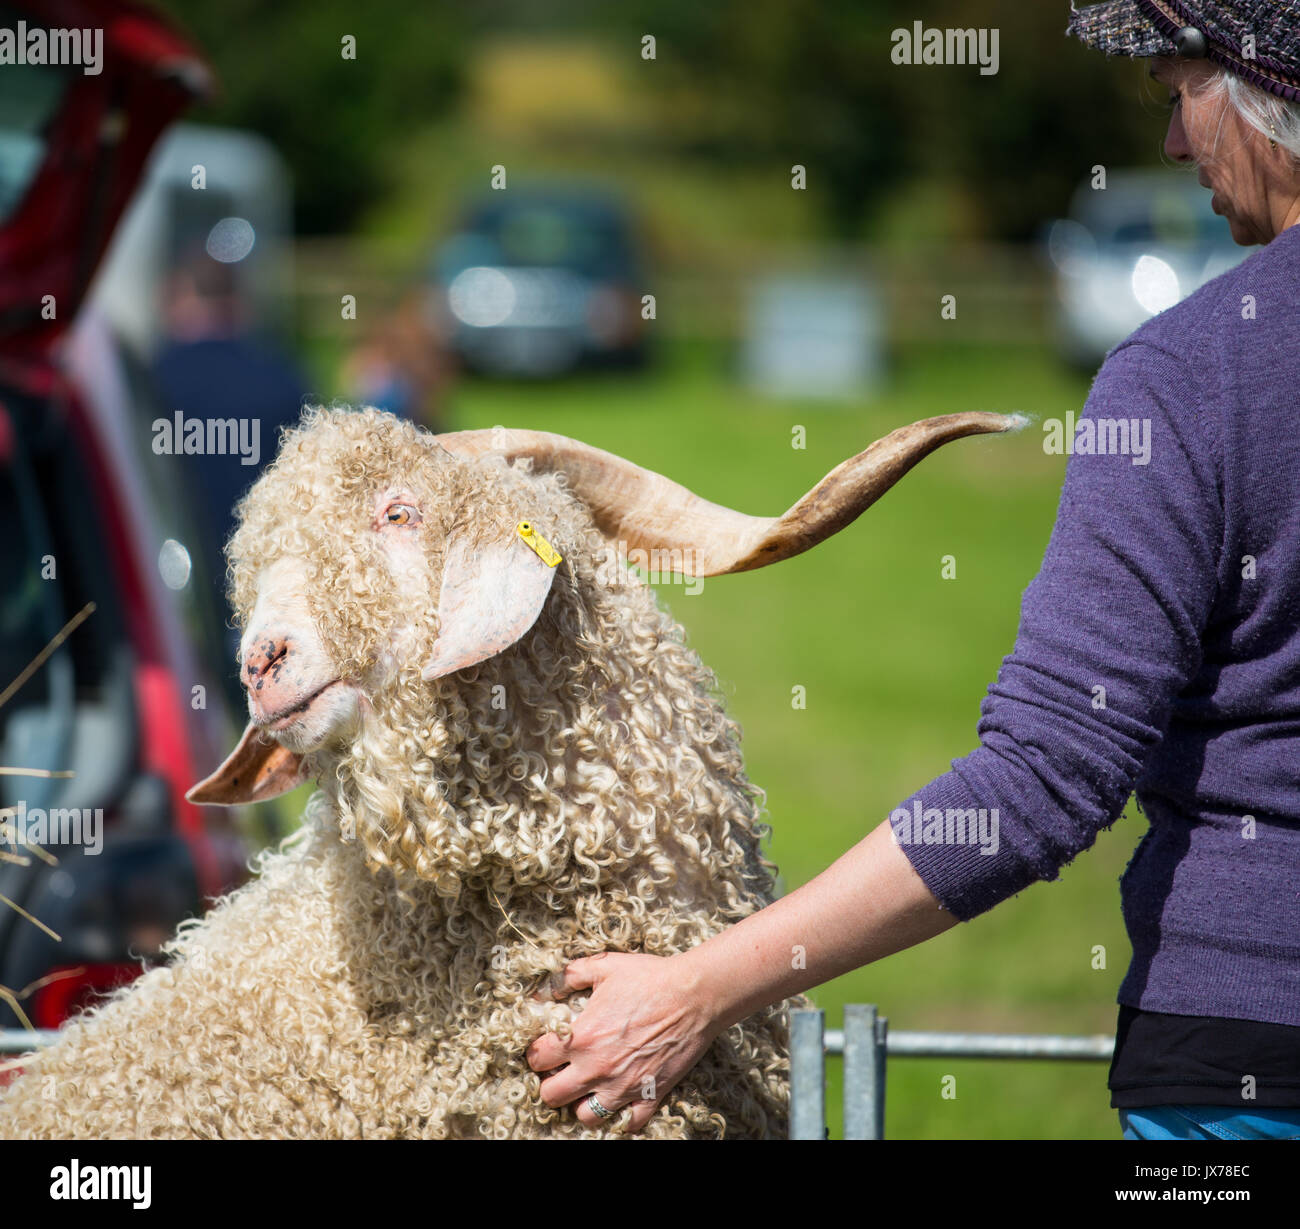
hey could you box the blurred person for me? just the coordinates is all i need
[153,251,308,708]
[526,1,1300,1141]
[341,289,455,431]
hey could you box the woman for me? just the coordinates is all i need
[527,0,1300,1140]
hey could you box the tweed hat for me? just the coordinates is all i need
[1067,0,1300,101]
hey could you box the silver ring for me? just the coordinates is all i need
[586,1094,615,1119]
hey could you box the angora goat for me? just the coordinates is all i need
[0,405,1016,1139]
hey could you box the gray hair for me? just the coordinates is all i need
[1208,69,1300,162]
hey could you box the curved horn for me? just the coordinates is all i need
[436,411,1021,577]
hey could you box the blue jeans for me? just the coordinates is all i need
[1121,1105,1300,1140]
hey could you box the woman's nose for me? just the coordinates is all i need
[1165,110,1193,163]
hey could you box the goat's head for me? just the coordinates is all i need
[188,405,1020,891]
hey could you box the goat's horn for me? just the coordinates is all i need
[435,411,1021,577]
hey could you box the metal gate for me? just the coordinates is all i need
[790,1005,1114,1140]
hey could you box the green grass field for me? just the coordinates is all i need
[446,338,1145,1139]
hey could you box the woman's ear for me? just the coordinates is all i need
[421,527,561,681]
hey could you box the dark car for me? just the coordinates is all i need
[431,185,651,378]
[0,0,247,1041]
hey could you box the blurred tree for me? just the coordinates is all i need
[157,0,466,234]
[155,0,1169,241]
[597,0,908,238]
[895,0,1162,238]
[471,0,1167,240]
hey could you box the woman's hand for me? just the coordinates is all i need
[526,950,725,1133]
[526,821,958,1132]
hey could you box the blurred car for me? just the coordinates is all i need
[0,0,247,1037]
[431,185,650,378]
[1044,169,1248,368]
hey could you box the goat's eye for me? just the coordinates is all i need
[383,503,421,527]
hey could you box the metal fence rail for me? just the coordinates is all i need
[0,1029,57,1055]
[791,1005,1115,1140]
[7,1014,1114,1141]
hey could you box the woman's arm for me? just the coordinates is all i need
[530,339,1222,1134]
[528,817,957,1132]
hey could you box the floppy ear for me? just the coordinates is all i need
[422,529,560,682]
[186,723,309,806]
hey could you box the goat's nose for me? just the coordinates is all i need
[242,636,291,691]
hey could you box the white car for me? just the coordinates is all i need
[1045,169,1247,369]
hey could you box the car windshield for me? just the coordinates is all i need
[0,27,72,225]
[0,392,132,818]
[0,404,71,810]
[459,201,634,278]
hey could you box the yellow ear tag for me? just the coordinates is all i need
[516,521,562,568]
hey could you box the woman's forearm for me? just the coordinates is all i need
[530,817,963,1129]
[678,818,960,1030]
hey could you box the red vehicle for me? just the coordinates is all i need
[0,0,246,1043]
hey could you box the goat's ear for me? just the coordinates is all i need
[186,723,309,806]
[422,531,559,682]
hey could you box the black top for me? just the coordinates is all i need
[1109,1005,1300,1108]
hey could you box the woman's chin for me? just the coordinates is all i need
[1224,210,1267,246]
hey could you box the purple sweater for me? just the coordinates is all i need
[890,221,1300,1027]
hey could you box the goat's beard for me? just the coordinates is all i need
[320,678,467,898]
[317,657,553,902]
